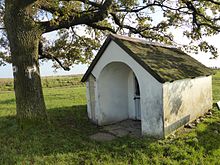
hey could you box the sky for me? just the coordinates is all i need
[0,30,219,78]
[0,32,220,78]
[172,28,220,68]
[0,31,89,78]
[0,62,88,78]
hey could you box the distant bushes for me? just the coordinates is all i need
[0,75,85,91]
[0,79,14,91]
[42,75,85,88]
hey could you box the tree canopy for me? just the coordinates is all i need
[0,0,220,71]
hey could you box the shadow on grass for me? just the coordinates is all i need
[1,105,219,164]
[0,98,15,104]
[0,105,157,164]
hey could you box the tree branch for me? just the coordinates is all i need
[39,3,63,15]
[38,1,81,15]
[38,41,70,71]
[204,0,220,5]
[60,0,102,8]
[39,53,70,71]
[115,2,187,13]
[110,12,174,42]
[74,0,102,8]
[40,0,113,33]
[185,1,220,33]
[86,23,116,33]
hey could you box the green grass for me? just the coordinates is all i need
[0,75,85,91]
[0,72,220,164]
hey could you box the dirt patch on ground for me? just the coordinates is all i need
[89,120,141,141]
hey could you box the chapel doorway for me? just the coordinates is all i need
[134,76,141,120]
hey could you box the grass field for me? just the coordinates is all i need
[0,71,220,164]
[0,75,85,91]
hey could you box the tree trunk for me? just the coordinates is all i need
[4,1,47,124]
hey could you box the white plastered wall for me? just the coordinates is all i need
[86,41,164,137]
[86,75,97,123]
[163,76,212,136]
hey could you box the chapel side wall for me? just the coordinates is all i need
[163,76,213,136]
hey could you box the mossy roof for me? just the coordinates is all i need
[81,34,213,83]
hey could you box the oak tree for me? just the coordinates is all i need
[0,0,219,124]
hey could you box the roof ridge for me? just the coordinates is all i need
[110,34,177,49]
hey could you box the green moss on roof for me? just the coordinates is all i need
[117,38,213,82]
[82,34,213,83]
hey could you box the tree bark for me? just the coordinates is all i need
[4,0,47,124]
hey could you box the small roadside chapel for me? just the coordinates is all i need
[81,34,213,138]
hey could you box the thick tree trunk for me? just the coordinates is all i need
[4,1,47,124]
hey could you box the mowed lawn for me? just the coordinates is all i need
[0,72,220,164]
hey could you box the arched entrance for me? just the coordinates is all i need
[97,62,141,125]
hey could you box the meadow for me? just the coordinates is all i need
[0,71,219,164]
[0,75,85,91]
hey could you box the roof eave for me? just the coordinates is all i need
[81,34,166,83]
[81,35,113,82]
[111,36,165,83]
